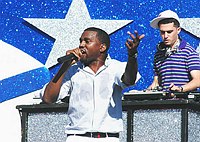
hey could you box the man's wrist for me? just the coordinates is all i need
[128,52,138,59]
[179,86,183,92]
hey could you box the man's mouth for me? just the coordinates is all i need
[164,40,170,44]
[80,48,86,54]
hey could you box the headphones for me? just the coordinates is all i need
[157,40,180,57]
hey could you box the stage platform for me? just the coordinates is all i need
[17,92,200,142]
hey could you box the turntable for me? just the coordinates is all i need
[123,90,200,101]
[123,90,168,100]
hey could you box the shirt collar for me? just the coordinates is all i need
[77,54,111,68]
[77,54,112,74]
[104,54,111,67]
[178,39,187,50]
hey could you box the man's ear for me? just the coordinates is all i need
[100,43,107,52]
[177,27,181,34]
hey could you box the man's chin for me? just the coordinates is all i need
[164,42,170,46]
[80,58,90,65]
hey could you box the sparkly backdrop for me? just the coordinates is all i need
[1,0,200,101]
[0,0,200,141]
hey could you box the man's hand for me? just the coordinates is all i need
[169,83,183,92]
[66,47,81,64]
[125,30,145,55]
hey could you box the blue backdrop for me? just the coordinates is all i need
[1,0,200,102]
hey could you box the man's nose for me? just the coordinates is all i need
[164,32,168,38]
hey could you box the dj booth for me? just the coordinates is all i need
[16,92,200,142]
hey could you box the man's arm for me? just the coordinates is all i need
[121,52,138,86]
[121,30,145,86]
[170,70,200,92]
[42,48,81,103]
[42,61,71,104]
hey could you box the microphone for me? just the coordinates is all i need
[57,54,78,63]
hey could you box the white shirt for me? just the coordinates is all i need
[41,56,127,134]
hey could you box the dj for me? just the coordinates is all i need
[147,10,200,92]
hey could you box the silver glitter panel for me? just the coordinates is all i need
[188,110,200,142]
[120,111,127,141]
[27,112,69,142]
[133,109,182,142]
[27,111,127,142]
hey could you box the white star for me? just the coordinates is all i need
[180,18,200,38]
[24,0,133,68]
[196,43,200,57]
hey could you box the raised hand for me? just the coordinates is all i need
[125,30,145,55]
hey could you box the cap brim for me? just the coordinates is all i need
[150,17,166,29]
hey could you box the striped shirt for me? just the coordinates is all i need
[153,40,200,91]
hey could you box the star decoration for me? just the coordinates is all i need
[196,43,200,56]
[179,18,200,55]
[24,0,133,68]
[180,18,200,38]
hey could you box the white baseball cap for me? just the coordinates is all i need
[150,10,180,29]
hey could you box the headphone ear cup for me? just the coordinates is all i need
[157,42,165,51]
